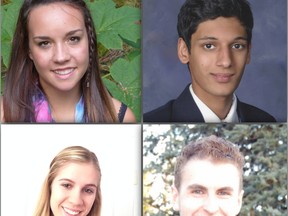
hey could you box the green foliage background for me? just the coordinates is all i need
[143,124,287,216]
[1,0,141,121]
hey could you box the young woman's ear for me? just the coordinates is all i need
[177,38,190,64]
[29,50,33,61]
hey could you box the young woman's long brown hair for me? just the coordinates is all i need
[3,0,117,122]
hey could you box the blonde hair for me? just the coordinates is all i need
[33,146,102,216]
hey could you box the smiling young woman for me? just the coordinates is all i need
[2,0,136,123]
[33,146,102,216]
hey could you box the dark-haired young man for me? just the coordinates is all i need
[173,135,244,215]
[144,0,276,123]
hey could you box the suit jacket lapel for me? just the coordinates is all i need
[171,84,205,122]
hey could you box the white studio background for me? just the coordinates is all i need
[1,124,141,216]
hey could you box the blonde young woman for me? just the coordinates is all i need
[33,146,102,216]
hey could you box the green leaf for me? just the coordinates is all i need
[103,54,141,121]
[1,2,20,37]
[87,0,140,49]
[1,1,21,69]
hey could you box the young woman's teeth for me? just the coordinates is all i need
[63,207,80,215]
[54,68,74,75]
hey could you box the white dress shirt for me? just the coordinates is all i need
[189,84,239,123]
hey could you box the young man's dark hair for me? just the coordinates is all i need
[177,0,254,50]
[144,0,276,123]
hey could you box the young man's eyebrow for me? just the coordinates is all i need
[187,184,207,191]
[217,186,234,192]
[197,36,248,41]
[233,36,248,41]
[32,29,84,40]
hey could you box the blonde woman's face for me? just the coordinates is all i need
[50,162,100,216]
[28,2,89,94]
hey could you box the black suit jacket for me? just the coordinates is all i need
[144,85,276,122]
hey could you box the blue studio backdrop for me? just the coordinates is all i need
[142,0,287,122]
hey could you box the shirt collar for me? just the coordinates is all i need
[189,84,239,123]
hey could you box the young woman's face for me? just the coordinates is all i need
[50,162,100,216]
[28,3,89,94]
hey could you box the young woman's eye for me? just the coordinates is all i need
[204,44,216,50]
[69,36,80,43]
[38,41,50,47]
[84,188,95,194]
[62,183,72,189]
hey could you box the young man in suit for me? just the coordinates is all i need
[172,135,244,215]
[144,0,276,122]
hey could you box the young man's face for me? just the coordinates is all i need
[173,159,243,216]
[178,17,251,102]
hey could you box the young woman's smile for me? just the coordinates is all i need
[50,162,100,216]
[28,3,89,93]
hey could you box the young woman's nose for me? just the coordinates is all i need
[68,190,83,205]
[52,43,71,63]
[216,47,232,68]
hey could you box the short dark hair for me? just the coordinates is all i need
[174,135,244,190]
[177,0,254,50]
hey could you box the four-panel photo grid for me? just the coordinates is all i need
[1,0,287,215]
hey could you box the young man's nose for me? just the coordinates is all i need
[53,43,71,63]
[216,47,232,68]
[203,195,220,214]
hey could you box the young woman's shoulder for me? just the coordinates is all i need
[1,96,5,123]
[112,98,136,123]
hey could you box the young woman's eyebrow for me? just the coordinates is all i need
[58,178,97,188]
[85,184,98,189]
[66,29,84,37]
[58,178,74,183]
[33,29,84,40]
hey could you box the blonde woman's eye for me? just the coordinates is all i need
[84,188,94,194]
[62,183,71,189]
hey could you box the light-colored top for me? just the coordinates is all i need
[189,84,239,123]
[33,89,85,122]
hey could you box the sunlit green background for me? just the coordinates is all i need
[1,0,141,121]
[143,124,287,215]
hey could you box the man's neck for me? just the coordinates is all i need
[192,87,233,120]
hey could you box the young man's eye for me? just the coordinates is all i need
[217,191,231,197]
[203,44,216,50]
[191,189,205,195]
[232,43,245,49]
